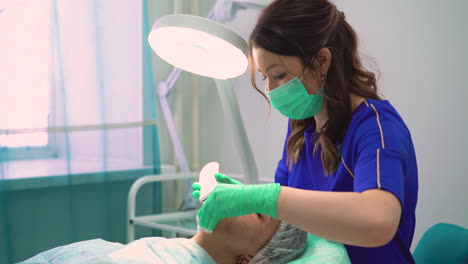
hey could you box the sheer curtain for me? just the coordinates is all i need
[0,0,161,262]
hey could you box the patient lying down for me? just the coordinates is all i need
[22,213,352,263]
[108,214,307,264]
[22,214,307,264]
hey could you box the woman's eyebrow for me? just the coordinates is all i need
[258,64,281,73]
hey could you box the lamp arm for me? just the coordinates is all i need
[157,81,199,209]
[209,0,270,22]
[157,83,190,172]
[214,79,259,184]
[161,67,183,97]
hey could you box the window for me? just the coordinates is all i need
[0,0,52,158]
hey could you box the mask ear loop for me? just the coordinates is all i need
[319,73,340,104]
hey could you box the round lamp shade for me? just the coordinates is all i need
[148,14,249,80]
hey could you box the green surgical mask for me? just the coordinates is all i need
[266,75,324,120]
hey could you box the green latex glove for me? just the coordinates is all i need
[192,182,202,200]
[196,175,281,233]
[213,173,243,185]
[192,173,242,200]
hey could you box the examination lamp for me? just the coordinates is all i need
[148,14,249,80]
[146,2,270,211]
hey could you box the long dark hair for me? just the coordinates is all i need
[249,0,381,175]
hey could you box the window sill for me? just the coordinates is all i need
[1,159,175,191]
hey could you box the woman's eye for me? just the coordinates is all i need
[274,73,286,80]
[261,75,267,81]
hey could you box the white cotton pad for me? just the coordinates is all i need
[198,162,219,202]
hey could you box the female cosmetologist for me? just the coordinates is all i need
[193,0,418,263]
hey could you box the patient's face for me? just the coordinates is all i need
[213,213,280,256]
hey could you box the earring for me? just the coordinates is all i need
[320,74,327,90]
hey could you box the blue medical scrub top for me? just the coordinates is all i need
[275,99,418,264]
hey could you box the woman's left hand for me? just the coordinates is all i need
[192,173,242,200]
[197,181,281,233]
